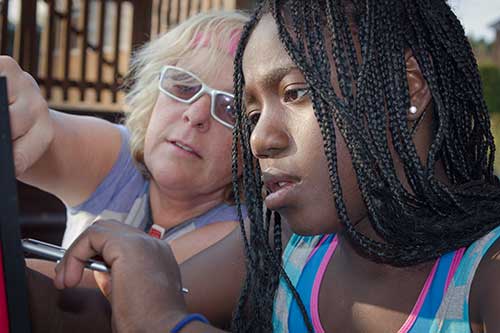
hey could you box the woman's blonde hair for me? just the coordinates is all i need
[124,10,249,176]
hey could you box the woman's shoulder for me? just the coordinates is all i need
[170,220,238,264]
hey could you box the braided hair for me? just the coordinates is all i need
[230,0,500,331]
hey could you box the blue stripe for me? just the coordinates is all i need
[288,234,456,333]
[409,251,455,332]
[289,234,335,333]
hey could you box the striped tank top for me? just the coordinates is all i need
[273,225,500,332]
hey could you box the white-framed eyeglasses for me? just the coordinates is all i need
[159,65,236,129]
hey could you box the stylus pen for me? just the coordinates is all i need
[22,239,189,293]
[22,238,110,273]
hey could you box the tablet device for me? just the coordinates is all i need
[0,76,31,332]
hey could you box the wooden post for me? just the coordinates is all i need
[0,0,10,55]
[235,0,256,10]
[131,0,153,50]
[19,0,38,74]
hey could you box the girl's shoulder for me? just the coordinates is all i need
[467,225,500,332]
[432,224,500,332]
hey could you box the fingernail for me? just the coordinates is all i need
[54,266,65,289]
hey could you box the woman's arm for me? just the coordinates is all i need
[27,268,111,333]
[27,259,99,288]
[0,56,121,206]
[20,110,122,206]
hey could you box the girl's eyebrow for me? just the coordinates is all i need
[243,65,300,103]
[259,65,298,87]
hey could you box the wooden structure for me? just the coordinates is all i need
[0,0,251,113]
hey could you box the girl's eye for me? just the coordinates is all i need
[283,87,309,103]
[247,112,260,127]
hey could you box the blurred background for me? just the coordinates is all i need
[0,0,499,244]
[451,0,500,175]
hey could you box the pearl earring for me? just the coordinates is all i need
[409,106,418,115]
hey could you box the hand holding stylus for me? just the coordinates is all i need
[54,220,189,332]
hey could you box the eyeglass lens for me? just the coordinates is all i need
[214,94,235,127]
[161,67,236,127]
[161,68,203,100]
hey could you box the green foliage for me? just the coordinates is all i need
[470,37,493,53]
[484,66,500,173]
[480,64,500,114]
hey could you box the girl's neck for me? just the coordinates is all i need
[336,235,430,274]
[335,224,434,280]
[148,181,226,230]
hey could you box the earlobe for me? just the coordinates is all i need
[405,50,432,121]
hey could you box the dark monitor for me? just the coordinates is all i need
[0,76,32,332]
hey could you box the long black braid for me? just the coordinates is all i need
[230,0,500,331]
[230,3,308,332]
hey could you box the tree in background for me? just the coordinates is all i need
[480,64,500,115]
[476,39,500,174]
[470,37,500,174]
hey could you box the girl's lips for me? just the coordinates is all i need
[264,181,298,210]
[261,171,301,209]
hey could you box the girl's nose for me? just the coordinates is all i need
[250,111,290,159]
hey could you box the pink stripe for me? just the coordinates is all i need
[307,235,329,263]
[227,29,241,57]
[444,248,465,293]
[310,235,338,333]
[308,244,464,333]
[192,29,241,57]
[397,258,440,333]
[192,31,212,48]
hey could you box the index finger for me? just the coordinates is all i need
[54,225,111,289]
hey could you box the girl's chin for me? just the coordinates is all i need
[283,213,338,236]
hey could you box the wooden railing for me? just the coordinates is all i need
[0,0,250,113]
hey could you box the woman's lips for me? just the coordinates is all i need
[168,140,202,158]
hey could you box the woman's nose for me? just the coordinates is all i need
[183,94,212,130]
[250,112,290,159]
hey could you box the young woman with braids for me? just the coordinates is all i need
[53,0,500,332]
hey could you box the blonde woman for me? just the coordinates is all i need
[4,10,249,332]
